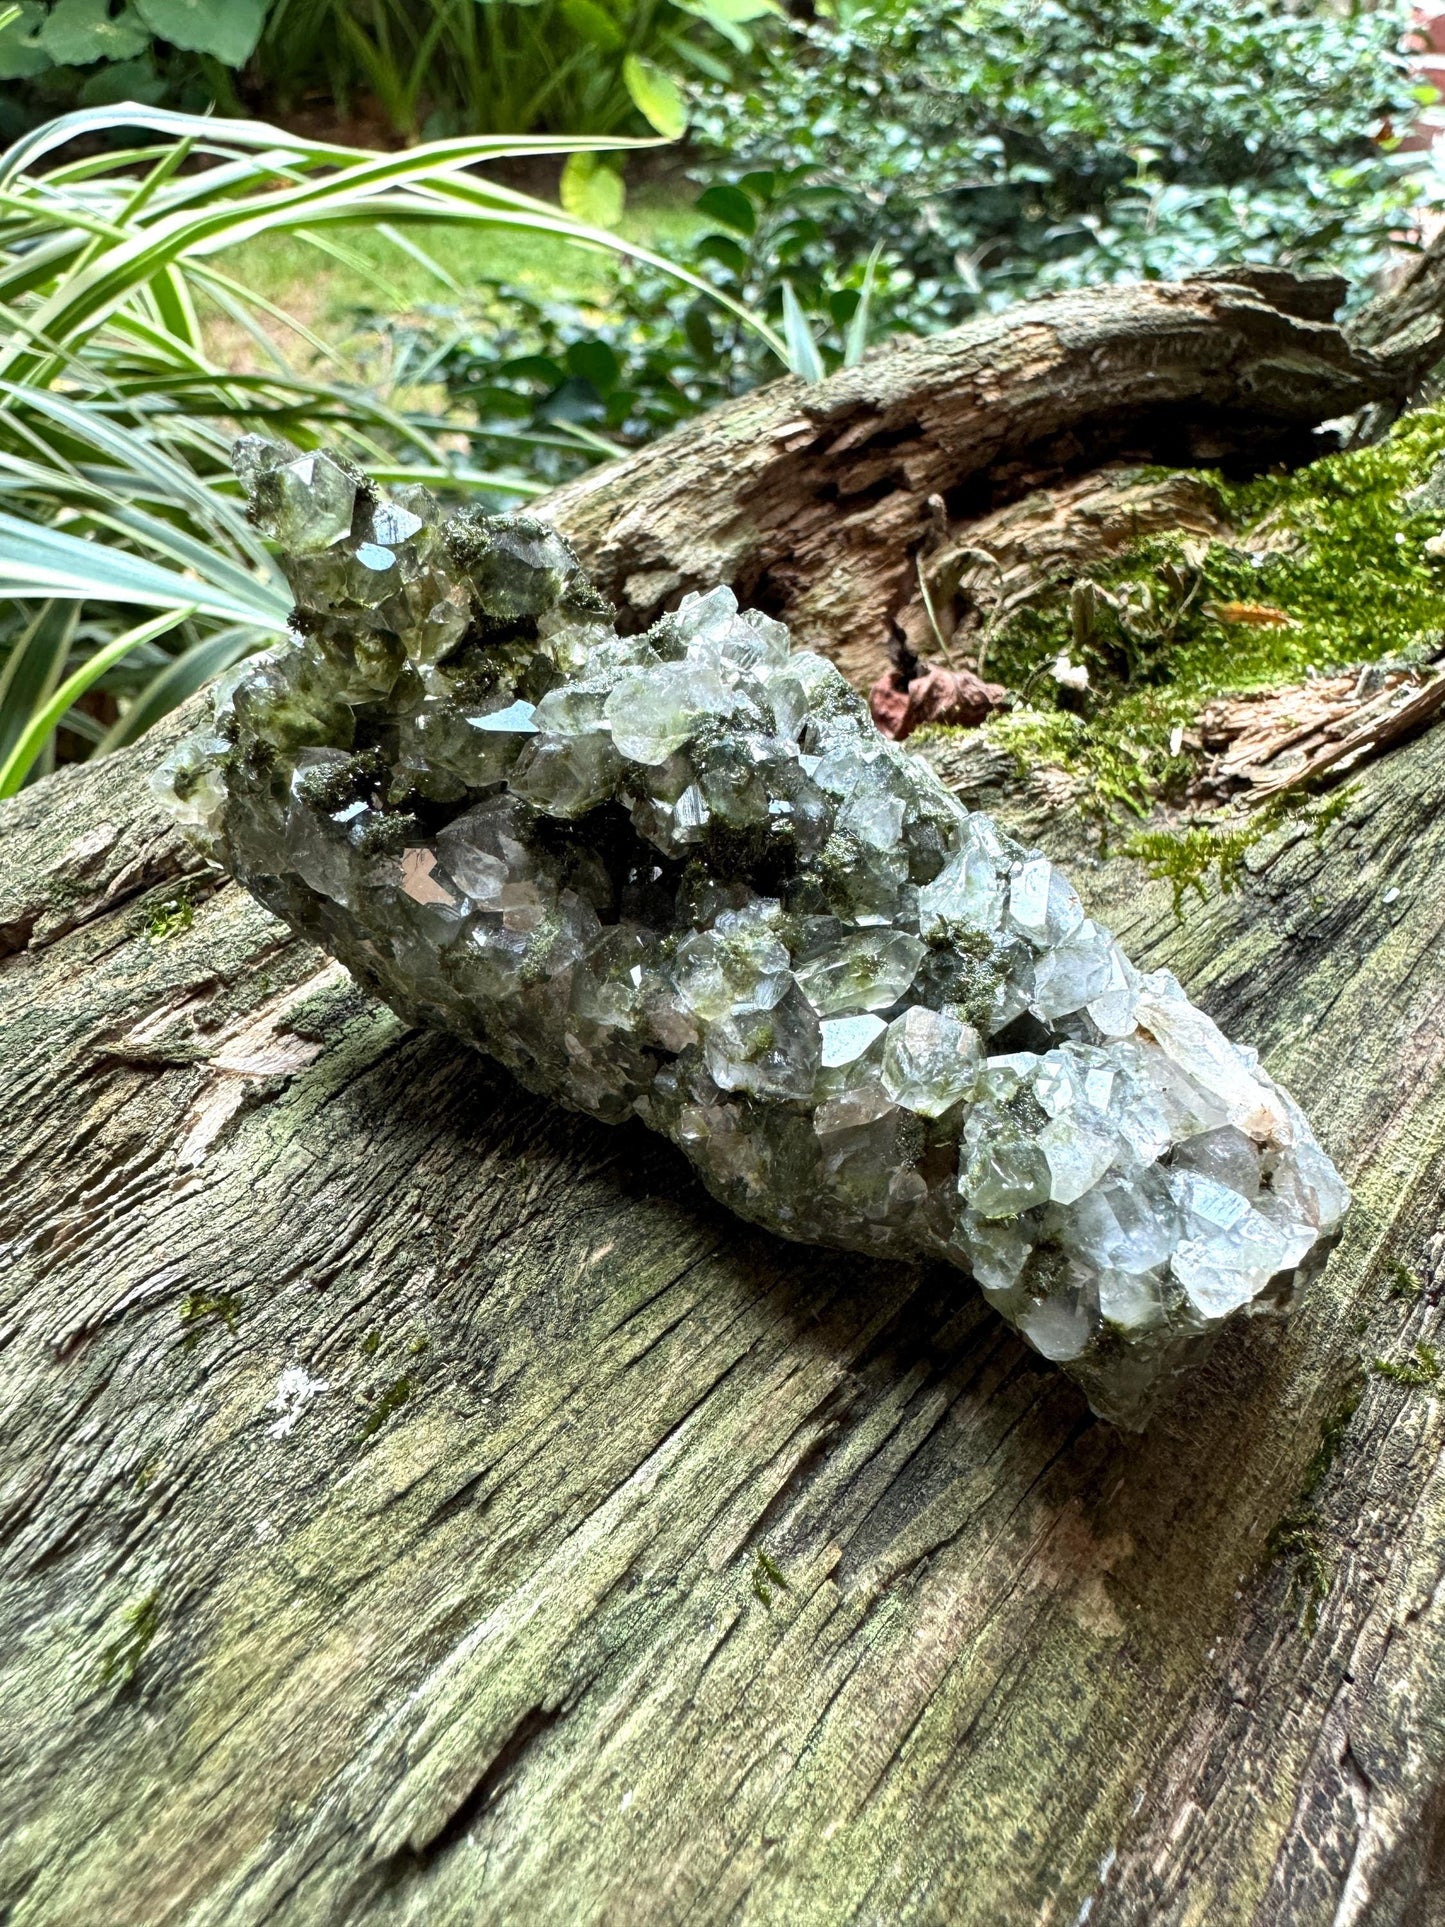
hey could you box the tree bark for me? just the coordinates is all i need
[540,272,1411,687]
[4,272,1445,1927]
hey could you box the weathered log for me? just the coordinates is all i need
[5,269,1445,1925]
[541,274,1415,689]
[2,675,1444,1924]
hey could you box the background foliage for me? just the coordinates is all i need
[0,0,1434,776]
[371,0,1432,487]
[696,0,1429,325]
[0,0,779,141]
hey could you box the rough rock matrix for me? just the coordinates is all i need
[157,438,1350,1425]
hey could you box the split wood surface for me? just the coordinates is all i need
[542,270,1417,689]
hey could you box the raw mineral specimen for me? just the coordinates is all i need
[158,437,1351,1426]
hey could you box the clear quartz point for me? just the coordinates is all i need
[157,437,1352,1428]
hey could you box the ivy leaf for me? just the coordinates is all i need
[133,0,266,63]
[623,54,688,139]
[560,151,626,229]
[41,0,149,66]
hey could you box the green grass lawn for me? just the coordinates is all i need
[213,184,704,346]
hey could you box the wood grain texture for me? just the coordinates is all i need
[3,692,1444,1926]
[540,276,1406,689]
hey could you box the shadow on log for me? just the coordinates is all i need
[3,267,1445,1926]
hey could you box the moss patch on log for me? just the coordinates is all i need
[923,406,1445,830]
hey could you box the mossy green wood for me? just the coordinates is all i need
[1,686,1443,1925]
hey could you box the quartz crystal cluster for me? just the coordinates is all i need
[158,438,1351,1425]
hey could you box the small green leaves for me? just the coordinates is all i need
[41,0,148,64]
[623,54,688,139]
[560,151,626,229]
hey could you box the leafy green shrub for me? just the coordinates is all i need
[691,0,1430,332]
[386,0,1431,493]
[0,105,784,789]
[0,0,262,128]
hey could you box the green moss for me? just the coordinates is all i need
[939,408,1445,829]
[1386,1259,1424,1300]
[1298,1376,1365,1503]
[359,1374,412,1440]
[141,885,197,943]
[1123,820,1265,919]
[1121,781,1360,918]
[1307,786,1356,841]
[100,1588,161,1687]
[1265,1374,1363,1636]
[985,706,1188,821]
[750,1547,790,1607]
[1268,1511,1329,1635]
[360,1328,382,1356]
[1372,1342,1440,1388]
[179,1289,241,1350]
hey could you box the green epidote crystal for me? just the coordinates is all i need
[158,438,1351,1426]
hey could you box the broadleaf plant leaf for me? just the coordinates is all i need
[41,0,150,65]
[623,55,688,139]
[133,0,266,63]
[0,0,51,75]
[560,0,625,51]
[695,182,756,236]
[560,150,626,228]
[671,0,781,52]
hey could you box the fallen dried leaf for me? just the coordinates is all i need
[1202,601,1296,628]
